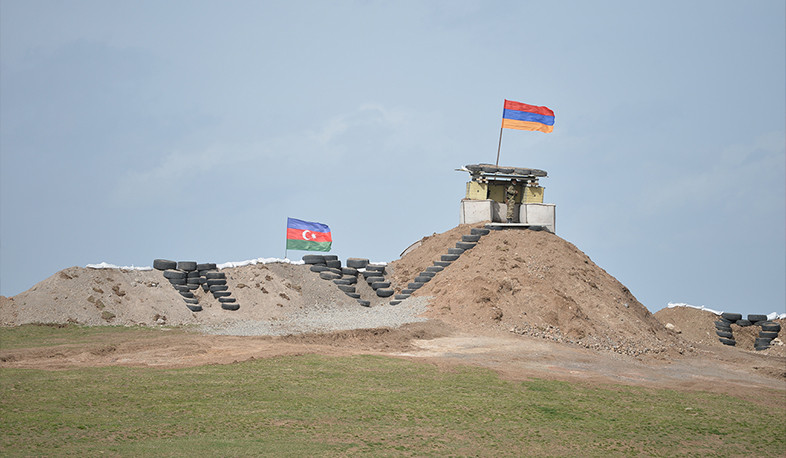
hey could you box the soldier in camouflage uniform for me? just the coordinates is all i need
[505,179,519,223]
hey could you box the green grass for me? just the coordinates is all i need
[1,326,785,456]
[0,323,176,350]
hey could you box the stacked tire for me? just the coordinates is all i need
[752,315,780,351]
[204,269,239,311]
[406,227,491,300]
[154,259,203,312]
[364,264,394,301]
[715,315,736,346]
[306,255,368,306]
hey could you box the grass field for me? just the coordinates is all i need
[1,326,784,456]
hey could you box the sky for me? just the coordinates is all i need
[1,0,784,317]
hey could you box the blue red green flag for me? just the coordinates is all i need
[286,218,332,252]
[501,100,555,133]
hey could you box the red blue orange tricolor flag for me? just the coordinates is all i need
[501,99,555,133]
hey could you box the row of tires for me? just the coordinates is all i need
[304,255,395,306]
[715,312,781,350]
[399,227,491,298]
[154,259,239,312]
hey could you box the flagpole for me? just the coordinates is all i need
[495,100,505,167]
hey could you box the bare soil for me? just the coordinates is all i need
[2,224,784,403]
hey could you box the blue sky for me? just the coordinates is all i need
[1,0,784,316]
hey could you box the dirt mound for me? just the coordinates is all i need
[0,262,364,328]
[654,306,786,357]
[389,225,685,356]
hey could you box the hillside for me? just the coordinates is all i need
[1,224,782,360]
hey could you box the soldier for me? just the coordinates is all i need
[505,179,518,223]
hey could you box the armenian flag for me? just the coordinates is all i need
[286,218,332,252]
[501,99,555,133]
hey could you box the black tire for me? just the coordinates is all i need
[425,266,444,273]
[185,303,202,312]
[714,321,732,331]
[441,254,459,262]
[186,284,199,291]
[721,312,742,321]
[736,319,752,327]
[461,234,481,243]
[319,272,341,280]
[210,285,229,292]
[376,288,394,298]
[187,270,201,278]
[326,260,342,269]
[718,337,736,346]
[302,255,326,264]
[196,263,216,271]
[334,278,351,285]
[389,300,401,305]
[342,267,358,276]
[186,277,202,285]
[346,258,369,268]
[371,281,391,290]
[218,297,236,303]
[401,289,415,295]
[395,294,410,300]
[168,277,187,286]
[201,283,209,292]
[414,276,432,283]
[177,261,197,272]
[759,331,779,339]
[448,247,465,255]
[205,272,226,280]
[434,261,451,267]
[748,314,768,323]
[343,276,358,285]
[408,282,424,290]
[207,279,227,287]
[213,291,231,298]
[310,265,330,272]
[362,270,381,279]
[173,284,190,292]
[323,255,339,262]
[183,297,199,304]
[163,269,186,280]
[761,322,781,332]
[153,259,177,270]
[180,291,194,299]
[326,267,343,275]
[755,338,772,346]
[365,276,385,284]
[418,271,436,278]
[366,264,386,273]
[715,330,733,339]
[358,300,370,307]
[456,242,476,250]
[338,285,356,293]
[347,292,361,299]
[221,302,240,311]
[470,228,491,236]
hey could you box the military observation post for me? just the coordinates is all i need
[458,163,556,233]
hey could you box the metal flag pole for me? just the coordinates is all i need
[495,100,505,167]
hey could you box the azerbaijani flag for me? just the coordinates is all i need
[286,217,332,252]
[501,99,555,133]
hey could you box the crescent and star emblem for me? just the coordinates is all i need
[301,230,316,241]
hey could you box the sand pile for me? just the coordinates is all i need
[5,223,781,359]
[389,224,684,356]
[0,262,360,328]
